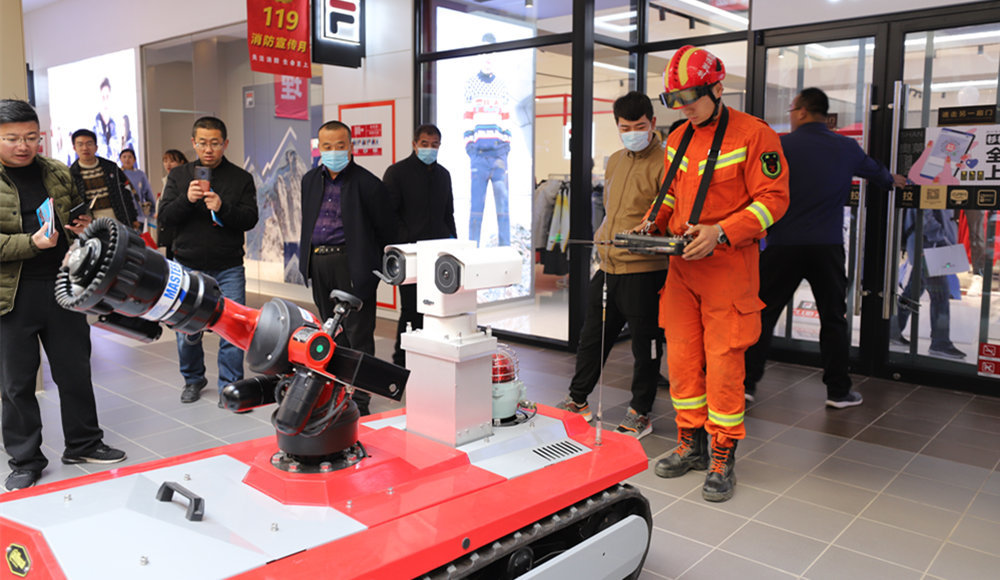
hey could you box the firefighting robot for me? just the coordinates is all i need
[0,219,651,579]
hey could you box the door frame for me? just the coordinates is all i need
[748,1,1000,394]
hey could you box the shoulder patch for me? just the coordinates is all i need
[760,152,782,179]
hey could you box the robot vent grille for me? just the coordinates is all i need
[531,440,587,462]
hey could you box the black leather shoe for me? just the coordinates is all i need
[181,378,208,403]
[62,443,126,465]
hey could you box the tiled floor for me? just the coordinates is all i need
[4,292,1000,579]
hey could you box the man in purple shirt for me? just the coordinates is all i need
[298,121,397,414]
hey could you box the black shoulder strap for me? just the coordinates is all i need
[688,106,729,225]
[646,122,695,225]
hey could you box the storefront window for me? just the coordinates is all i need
[647,0,749,42]
[420,0,572,53]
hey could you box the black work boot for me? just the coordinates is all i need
[655,426,708,478]
[702,437,738,502]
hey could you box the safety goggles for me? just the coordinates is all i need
[660,83,716,109]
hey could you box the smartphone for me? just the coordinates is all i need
[194,166,211,182]
[920,128,975,181]
[69,201,88,224]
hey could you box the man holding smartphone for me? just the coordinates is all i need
[1,99,126,491]
[158,116,258,405]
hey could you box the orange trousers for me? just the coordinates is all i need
[661,244,764,442]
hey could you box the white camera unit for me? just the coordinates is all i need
[378,239,522,446]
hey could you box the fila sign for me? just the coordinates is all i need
[313,0,365,68]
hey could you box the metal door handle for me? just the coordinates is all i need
[882,81,907,319]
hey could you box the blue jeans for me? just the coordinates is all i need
[897,262,954,350]
[175,265,246,393]
[469,151,510,246]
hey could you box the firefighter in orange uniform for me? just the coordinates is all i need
[645,46,789,502]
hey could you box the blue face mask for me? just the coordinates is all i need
[620,130,651,152]
[416,147,438,165]
[321,150,350,173]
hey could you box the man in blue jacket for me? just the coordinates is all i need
[744,88,905,408]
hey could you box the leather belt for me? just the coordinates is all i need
[313,245,346,255]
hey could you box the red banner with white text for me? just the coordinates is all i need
[274,75,309,120]
[247,0,311,76]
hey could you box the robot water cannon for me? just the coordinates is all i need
[377,239,523,446]
[55,217,408,468]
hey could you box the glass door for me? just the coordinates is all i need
[884,21,1000,386]
[759,35,878,357]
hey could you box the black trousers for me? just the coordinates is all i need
[392,283,421,366]
[744,244,851,398]
[309,251,374,413]
[568,269,667,416]
[0,278,105,472]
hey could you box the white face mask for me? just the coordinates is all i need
[620,130,651,152]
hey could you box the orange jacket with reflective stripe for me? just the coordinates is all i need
[652,107,789,246]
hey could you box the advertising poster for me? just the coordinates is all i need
[435,7,535,303]
[898,124,1000,209]
[243,81,317,286]
[247,0,311,77]
[47,49,140,167]
[274,75,309,120]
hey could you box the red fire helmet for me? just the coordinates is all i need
[664,45,726,93]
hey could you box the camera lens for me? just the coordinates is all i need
[434,255,461,294]
[382,250,406,285]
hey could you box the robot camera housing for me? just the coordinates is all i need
[379,243,418,286]
[434,247,521,294]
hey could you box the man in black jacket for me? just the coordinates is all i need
[158,117,259,404]
[298,121,397,414]
[383,124,456,365]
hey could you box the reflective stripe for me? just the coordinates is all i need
[666,147,689,173]
[746,201,775,230]
[677,48,695,87]
[708,408,744,427]
[663,194,676,210]
[697,147,747,175]
[672,394,707,410]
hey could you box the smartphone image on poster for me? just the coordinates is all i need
[920,127,975,181]
[35,198,54,236]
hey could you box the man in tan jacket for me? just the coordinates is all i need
[556,92,668,439]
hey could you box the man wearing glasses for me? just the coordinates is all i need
[644,46,789,502]
[158,117,259,405]
[0,99,126,491]
[69,128,139,230]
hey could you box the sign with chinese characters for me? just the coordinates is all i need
[247,0,311,77]
[351,123,382,156]
[938,105,996,126]
[273,76,308,120]
[312,0,365,68]
[896,125,1000,210]
[978,342,1000,379]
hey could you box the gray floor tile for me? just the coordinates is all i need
[754,496,853,542]
[680,482,778,519]
[653,499,749,546]
[133,426,223,456]
[772,427,847,454]
[834,518,941,570]
[810,456,897,491]
[106,413,185,439]
[631,464,705,498]
[720,521,826,575]
[949,514,1000,554]
[904,454,992,491]
[832,439,915,471]
[882,473,977,513]
[744,440,830,473]
[804,546,922,580]
[678,549,797,579]
[928,543,1000,580]
[861,494,960,539]
[783,475,877,515]
[737,458,804,495]
[641,529,713,579]
[966,490,1000,524]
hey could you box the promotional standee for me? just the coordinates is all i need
[0,219,652,579]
